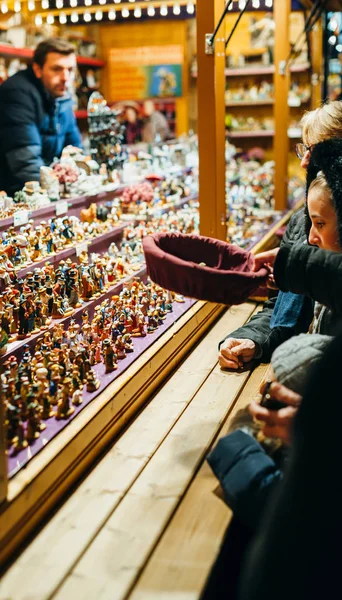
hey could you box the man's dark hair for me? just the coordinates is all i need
[33,38,75,67]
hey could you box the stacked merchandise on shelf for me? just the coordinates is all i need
[225,143,305,249]
[0,140,200,478]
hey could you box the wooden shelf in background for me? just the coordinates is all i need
[192,62,310,78]
[225,99,274,106]
[0,44,105,67]
[228,129,275,138]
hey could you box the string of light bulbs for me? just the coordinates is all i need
[33,0,196,23]
[0,0,273,16]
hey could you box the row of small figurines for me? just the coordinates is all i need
[0,249,146,348]
[0,206,200,348]
[1,197,199,277]
[2,280,177,454]
[0,206,122,271]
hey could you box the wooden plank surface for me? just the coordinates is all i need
[0,303,257,600]
[0,300,224,567]
[128,363,271,600]
[50,342,256,598]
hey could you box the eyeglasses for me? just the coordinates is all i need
[295,143,313,160]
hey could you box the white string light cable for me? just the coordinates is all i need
[36,1,198,24]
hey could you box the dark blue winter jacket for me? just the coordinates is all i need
[0,66,82,195]
[207,430,283,529]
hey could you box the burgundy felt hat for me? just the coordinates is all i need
[143,232,269,305]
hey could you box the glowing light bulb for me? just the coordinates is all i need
[186,3,195,14]
[147,5,155,16]
[238,0,246,8]
[14,0,21,11]
[173,4,181,15]
[35,14,43,25]
[121,7,129,17]
[71,12,79,22]
[252,0,260,7]
[59,12,67,23]
[28,0,35,9]
[46,14,54,23]
[114,0,120,3]
[134,7,141,17]
[84,0,92,5]
[41,0,48,7]
[84,11,91,21]
[95,9,102,19]
[70,0,77,6]
[265,0,272,6]
[56,0,63,7]
[160,4,167,16]
[99,0,106,4]
[108,9,116,19]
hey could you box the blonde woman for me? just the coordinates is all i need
[218,100,342,369]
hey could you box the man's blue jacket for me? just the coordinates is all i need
[0,66,82,195]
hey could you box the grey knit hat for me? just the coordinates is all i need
[271,333,332,396]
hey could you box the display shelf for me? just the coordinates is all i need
[225,99,274,107]
[225,66,275,76]
[227,130,275,138]
[192,62,310,78]
[13,222,128,279]
[0,298,224,566]
[0,188,124,233]
[0,44,105,67]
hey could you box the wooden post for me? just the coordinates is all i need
[0,397,7,505]
[273,0,291,211]
[310,17,323,109]
[196,0,226,240]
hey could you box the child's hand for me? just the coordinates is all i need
[249,381,302,445]
[253,247,279,271]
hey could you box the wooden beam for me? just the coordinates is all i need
[197,0,227,240]
[273,0,291,210]
[128,363,270,600]
[310,16,323,109]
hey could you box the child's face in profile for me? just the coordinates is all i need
[308,187,340,251]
